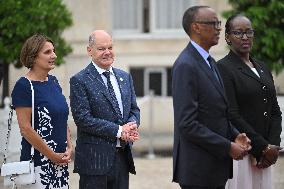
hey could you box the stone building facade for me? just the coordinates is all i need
[8,0,284,149]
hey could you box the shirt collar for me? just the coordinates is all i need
[92,61,114,75]
[191,40,210,62]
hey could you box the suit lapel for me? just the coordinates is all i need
[189,44,227,100]
[199,59,227,99]
[113,68,127,119]
[209,58,225,89]
[85,63,121,117]
[227,51,264,85]
[85,63,105,87]
[253,59,267,84]
[240,63,261,82]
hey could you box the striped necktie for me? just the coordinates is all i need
[102,71,126,148]
[102,71,122,118]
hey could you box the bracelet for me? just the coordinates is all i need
[262,144,271,155]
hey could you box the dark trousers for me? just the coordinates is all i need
[180,185,225,189]
[79,148,129,189]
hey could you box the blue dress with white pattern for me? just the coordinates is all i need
[11,75,69,189]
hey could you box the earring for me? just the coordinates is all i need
[227,41,232,45]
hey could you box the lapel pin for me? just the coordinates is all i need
[120,78,123,81]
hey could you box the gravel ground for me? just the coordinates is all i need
[1,155,283,189]
[69,155,284,189]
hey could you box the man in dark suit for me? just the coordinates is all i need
[172,6,251,189]
[70,30,140,189]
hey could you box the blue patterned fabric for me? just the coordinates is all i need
[70,63,140,176]
[11,75,69,189]
[102,71,122,118]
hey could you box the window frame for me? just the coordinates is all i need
[111,0,143,35]
[144,67,167,96]
[111,0,196,38]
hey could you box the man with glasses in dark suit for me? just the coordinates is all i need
[172,6,251,189]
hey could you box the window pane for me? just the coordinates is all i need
[112,0,142,32]
[149,72,162,96]
[154,0,195,30]
[130,67,170,97]
[130,68,144,97]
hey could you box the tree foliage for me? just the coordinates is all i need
[223,0,284,73]
[0,0,73,67]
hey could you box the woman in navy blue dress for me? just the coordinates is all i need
[11,34,72,189]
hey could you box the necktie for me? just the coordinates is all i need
[102,71,126,148]
[207,55,221,85]
[102,71,122,118]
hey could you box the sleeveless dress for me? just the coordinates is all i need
[11,75,69,189]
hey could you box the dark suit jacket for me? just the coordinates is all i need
[217,50,282,160]
[70,63,140,175]
[172,42,239,187]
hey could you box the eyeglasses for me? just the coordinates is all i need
[228,29,254,39]
[194,21,221,29]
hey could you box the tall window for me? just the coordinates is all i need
[151,0,194,33]
[112,0,143,34]
[130,67,172,97]
[112,0,196,35]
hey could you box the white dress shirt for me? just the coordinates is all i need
[92,62,124,146]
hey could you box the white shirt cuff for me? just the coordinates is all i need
[116,125,123,138]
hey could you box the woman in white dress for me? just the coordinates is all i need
[217,14,282,189]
